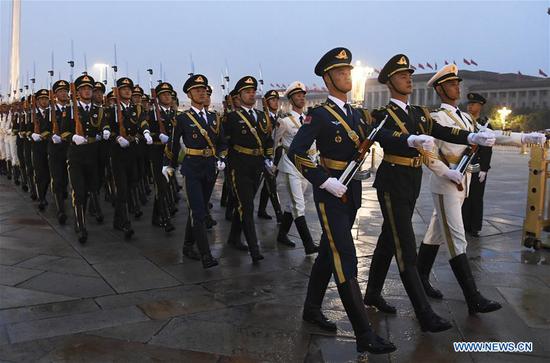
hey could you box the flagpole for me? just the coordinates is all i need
[9,0,21,102]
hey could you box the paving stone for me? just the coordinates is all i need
[497,287,550,329]
[92,259,180,294]
[0,265,43,286]
[0,299,99,326]
[17,271,115,298]
[0,285,75,310]
[0,248,37,266]
[17,256,98,278]
[86,319,168,343]
[6,306,149,343]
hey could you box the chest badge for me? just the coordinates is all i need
[192,133,198,139]
[241,129,247,135]
[335,135,342,143]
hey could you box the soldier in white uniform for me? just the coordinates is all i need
[419,64,546,315]
[4,103,20,184]
[0,103,7,178]
[274,82,319,255]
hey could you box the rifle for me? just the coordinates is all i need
[147,68,166,135]
[454,119,490,191]
[30,64,39,134]
[112,44,127,139]
[338,115,388,203]
[68,43,84,137]
[48,52,59,135]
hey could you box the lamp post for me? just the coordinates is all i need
[93,63,109,85]
[497,106,511,130]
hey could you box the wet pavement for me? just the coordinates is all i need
[0,148,549,362]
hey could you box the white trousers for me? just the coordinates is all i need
[280,171,309,218]
[424,192,468,257]
[0,135,5,159]
[5,135,18,165]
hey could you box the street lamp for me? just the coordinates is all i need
[497,106,512,129]
[351,60,374,107]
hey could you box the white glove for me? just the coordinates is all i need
[479,171,487,183]
[117,136,130,148]
[521,132,546,145]
[103,130,111,140]
[264,158,275,175]
[72,134,88,145]
[444,169,463,184]
[31,133,42,142]
[144,131,153,145]
[320,177,347,198]
[469,131,496,147]
[216,160,226,171]
[159,133,170,144]
[96,133,102,141]
[52,134,62,144]
[407,134,435,152]
[162,166,174,182]
[6,129,12,136]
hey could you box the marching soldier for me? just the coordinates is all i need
[148,81,175,233]
[362,55,492,332]
[419,64,546,314]
[3,102,20,186]
[204,84,218,229]
[462,92,492,237]
[162,74,226,268]
[30,89,52,210]
[49,80,71,224]
[108,77,152,239]
[257,89,283,222]
[13,100,29,191]
[60,74,108,243]
[274,82,318,254]
[93,81,113,203]
[287,48,407,354]
[0,103,6,178]
[22,96,37,199]
[224,76,274,263]
[131,85,150,206]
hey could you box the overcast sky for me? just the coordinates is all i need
[1,0,549,101]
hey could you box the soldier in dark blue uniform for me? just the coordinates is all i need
[362,54,479,333]
[462,92,492,237]
[224,76,274,263]
[131,85,150,207]
[49,80,71,225]
[163,74,226,268]
[92,81,113,204]
[148,81,175,233]
[287,48,405,354]
[13,99,29,192]
[107,77,152,239]
[22,96,37,200]
[257,89,283,222]
[30,89,52,211]
[59,75,109,243]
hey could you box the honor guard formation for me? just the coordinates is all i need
[0,47,546,356]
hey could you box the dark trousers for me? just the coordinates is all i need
[31,141,50,200]
[16,137,28,186]
[111,144,138,221]
[228,157,263,250]
[47,142,68,195]
[97,139,111,193]
[68,143,99,205]
[462,172,486,233]
[304,198,358,312]
[23,138,35,193]
[149,144,169,220]
[258,170,281,215]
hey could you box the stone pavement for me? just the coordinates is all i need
[0,149,549,363]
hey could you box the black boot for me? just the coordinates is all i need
[257,209,272,220]
[6,160,12,180]
[13,165,20,185]
[205,214,217,229]
[29,176,37,200]
[131,188,143,218]
[303,259,337,332]
[74,204,88,244]
[400,268,452,332]
[277,212,296,247]
[227,213,248,251]
[363,244,396,314]
[151,198,162,227]
[160,197,174,233]
[417,243,444,299]
[138,180,148,205]
[182,217,201,261]
[114,202,134,239]
[193,221,218,269]
[337,278,396,354]
[89,192,104,223]
[54,193,67,225]
[450,254,502,315]
[242,218,263,263]
[294,216,319,254]
[38,198,47,211]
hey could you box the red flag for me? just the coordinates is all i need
[410,65,417,71]
[540,69,548,77]
[426,63,433,70]
[417,63,425,70]
[470,59,478,66]
[463,58,471,65]
[444,60,449,65]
